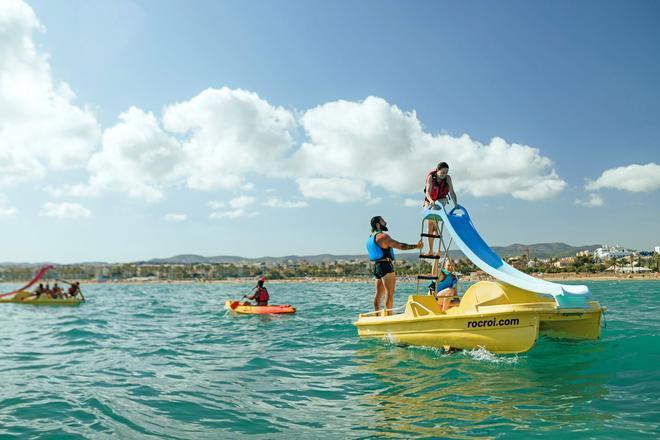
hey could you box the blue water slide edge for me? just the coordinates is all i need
[422,205,590,308]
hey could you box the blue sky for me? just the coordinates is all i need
[0,0,658,263]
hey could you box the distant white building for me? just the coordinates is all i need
[594,245,633,261]
[655,246,660,254]
[606,265,652,274]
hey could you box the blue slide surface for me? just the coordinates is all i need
[424,205,590,308]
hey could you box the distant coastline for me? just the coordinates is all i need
[34,272,657,286]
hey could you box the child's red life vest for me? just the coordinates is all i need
[426,170,449,201]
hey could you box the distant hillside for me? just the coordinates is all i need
[144,253,369,265]
[142,243,601,265]
[490,242,601,259]
[0,243,604,268]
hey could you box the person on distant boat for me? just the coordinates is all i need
[367,216,423,315]
[52,283,63,299]
[423,161,458,255]
[245,278,269,306]
[44,283,53,298]
[35,283,45,298]
[67,282,81,298]
[434,259,458,312]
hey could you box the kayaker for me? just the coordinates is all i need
[435,259,458,312]
[367,216,423,315]
[423,162,458,255]
[245,278,269,306]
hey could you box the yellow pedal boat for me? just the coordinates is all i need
[355,281,604,354]
[0,290,84,306]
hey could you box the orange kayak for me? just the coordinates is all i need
[225,300,296,315]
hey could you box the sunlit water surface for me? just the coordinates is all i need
[0,281,658,439]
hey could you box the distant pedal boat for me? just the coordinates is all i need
[0,291,84,306]
[0,264,84,306]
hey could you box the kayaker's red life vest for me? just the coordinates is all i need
[426,170,449,201]
[256,287,269,303]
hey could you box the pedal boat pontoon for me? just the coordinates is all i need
[355,280,604,354]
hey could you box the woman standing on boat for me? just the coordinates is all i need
[423,161,458,255]
[367,216,422,315]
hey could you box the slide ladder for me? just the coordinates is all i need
[415,207,458,300]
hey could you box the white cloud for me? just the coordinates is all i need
[288,96,565,201]
[0,194,17,217]
[208,195,258,219]
[0,0,99,187]
[262,198,308,208]
[586,163,660,193]
[404,198,422,207]
[209,209,257,219]
[207,200,225,210]
[43,185,66,198]
[164,213,186,222]
[575,193,604,207]
[68,94,568,204]
[68,87,294,202]
[74,107,184,202]
[40,202,91,219]
[297,177,368,203]
[0,207,17,218]
[79,91,566,205]
[229,195,256,209]
[163,87,295,191]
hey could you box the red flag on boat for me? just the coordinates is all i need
[0,265,54,298]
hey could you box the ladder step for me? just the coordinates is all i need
[419,254,442,259]
[417,275,439,280]
[420,233,442,238]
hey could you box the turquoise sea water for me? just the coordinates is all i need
[0,281,658,439]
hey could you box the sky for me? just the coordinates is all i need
[0,0,659,263]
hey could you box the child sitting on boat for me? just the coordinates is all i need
[433,259,458,312]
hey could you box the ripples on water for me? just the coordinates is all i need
[0,281,658,438]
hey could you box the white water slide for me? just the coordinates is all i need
[424,205,590,309]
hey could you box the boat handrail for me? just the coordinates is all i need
[360,303,406,317]
[360,300,439,317]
